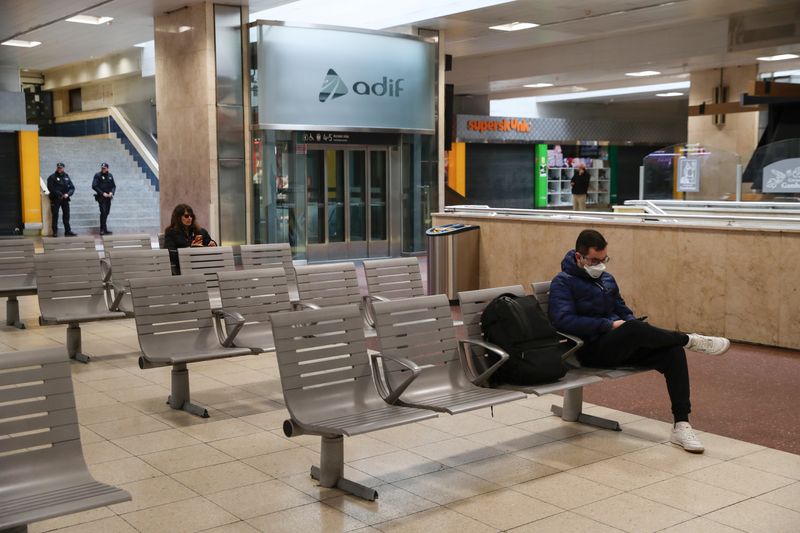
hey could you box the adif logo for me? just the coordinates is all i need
[319,69,348,102]
[319,68,404,102]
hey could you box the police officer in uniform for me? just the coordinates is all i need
[92,162,116,235]
[46,162,76,236]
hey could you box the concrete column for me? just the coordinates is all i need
[154,2,219,236]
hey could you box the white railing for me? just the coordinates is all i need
[108,106,159,178]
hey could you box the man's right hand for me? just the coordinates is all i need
[612,320,626,329]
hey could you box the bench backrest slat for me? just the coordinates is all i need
[0,239,35,277]
[102,234,153,254]
[177,247,235,287]
[129,274,214,337]
[108,249,171,283]
[42,236,97,253]
[531,281,552,314]
[34,252,105,299]
[294,262,361,308]
[457,285,527,338]
[217,268,292,324]
[240,243,296,284]
[363,257,424,301]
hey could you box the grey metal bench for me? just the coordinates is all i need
[272,304,438,501]
[240,243,296,296]
[35,252,126,363]
[0,239,36,329]
[216,267,293,353]
[42,236,98,253]
[372,294,526,414]
[0,347,131,531]
[362,257,424,326]
[294,262,362,310]
[129,274,254,418]
[107,249,172,316]
[177,246,236,307]
[99,233,155,285]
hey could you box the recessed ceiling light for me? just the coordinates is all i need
[1,39,41,48]
[524,82,554,88]
[656,92,684,97]
[178,26,192,32]
[489,21,539,31]
[625,70,661,77]
[756,53,799,61]
[134,40,154,48]
[66,15,113,25]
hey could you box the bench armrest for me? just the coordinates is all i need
[458,337,510,386]
[212,309,246,347]
[293,301,321,311]
[361,294,390,327]
[369,351,421,404]
[100,257,112,283]
[556,331,584,368]
[108,280,129,312]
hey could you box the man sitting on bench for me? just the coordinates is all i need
[549,229,730,453]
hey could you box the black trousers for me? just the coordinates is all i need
[50,198,71,235]
[578,320,691,423]
[98,197,112,231]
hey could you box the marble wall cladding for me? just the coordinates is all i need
[155,2,218,232]
[434,214,799,349]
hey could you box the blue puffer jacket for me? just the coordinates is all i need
[548,249,635,341]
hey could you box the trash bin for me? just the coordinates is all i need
[426,223,479,300]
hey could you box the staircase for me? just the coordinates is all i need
[39,137,160,235]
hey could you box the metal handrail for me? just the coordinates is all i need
[625,200,800,210]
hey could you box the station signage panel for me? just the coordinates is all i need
[457,115,535,142]
[257,24,435,133]
[677,157,701,192]
[763,158,800,193]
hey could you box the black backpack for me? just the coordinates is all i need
[480,293,569,386]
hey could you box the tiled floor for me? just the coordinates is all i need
[3,293,800,532]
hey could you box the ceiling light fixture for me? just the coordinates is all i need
[178,26,192,32]
[489,21,539,31]
[756,53,799,61]
[134,40,154,48]
[656,92,684,97]
[625,70,661,77]
[1,39,41,48]
[524,82,553,88]
[66,15,113,25]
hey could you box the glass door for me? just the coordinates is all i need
[368,149,389,257]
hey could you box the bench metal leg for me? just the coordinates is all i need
[66,322,90,364]
[551,387,621,431]
[167,363,209,418]
[5,296,25,329]
[310,436,378,501]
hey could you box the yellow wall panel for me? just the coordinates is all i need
[18,131,42,227]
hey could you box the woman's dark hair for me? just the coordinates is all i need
[166,203,199,234]
[576,229,607,255]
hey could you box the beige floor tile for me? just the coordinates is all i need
[121,496,238,533]
[733,448,800,480]
[88,456,163,485]
[418,412,507,437]
[513,472,620,509]
[447,488,562,530]
[154,405,232,425]
[38,516,138,533]
[239,409,291,431]
[619,442,722,475]
[208,430,297,459]
[172,461,272,495]
[244,447,321,478]
[213,397,284,418]
[659,516,743,533]
[574,492,693,532]
[619,417,673,443]
[632,476,747,515]
[87,413,171,440]
[514,416,598,440]
[508,511,623,532]
[141,443,235,474]
[684,461,794,497]
[104,383,172,404]
[516,393,564,412]
[86,374,155,392]
[202,522,260,533]
[411,436,505,467]
[247,502,366,532]
[28,507,115,532]
[349,450,446,483]
[79,425,104,444]
[75,403,143,425]
[74,391,118,409]
[570,457,672,491]
[305,434,400,462]
[110,475,198,513]
[758,482,800,513]
[206,479,316,519]
[280,472,349,501]
[563,430,657,456]
[473,402,551,425]
[694,431,765,460]
[369,422,453,449]
[82,440,133,465]
[375,506,496,533]
[172,417,261,442]
[706,498,800,533]
[582,405,645,425]
[112,428,202,455]
[465,425,553,452]
[457,453,559,487]
[513,441,611,470]
[393,468,500,505]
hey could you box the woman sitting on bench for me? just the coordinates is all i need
[549,229,730,453]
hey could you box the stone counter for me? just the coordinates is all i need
[433,212,800,349]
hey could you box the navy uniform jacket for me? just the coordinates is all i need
[92,171,116,198]
[47,172,75,201]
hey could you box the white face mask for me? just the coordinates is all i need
[584,262,606,278]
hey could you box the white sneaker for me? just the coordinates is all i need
[686,333,730,356]
[671,422,705,453]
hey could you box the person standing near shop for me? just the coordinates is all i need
[570,163,591,211]
[92,162,116,235]
[46,162,77,236]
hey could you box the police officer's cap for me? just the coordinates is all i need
[56,162,65,168]
[101,162,109,168]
